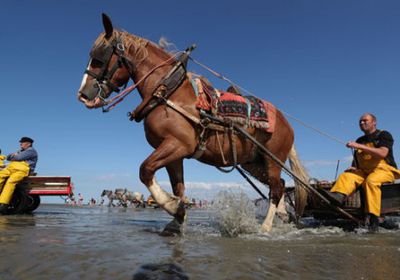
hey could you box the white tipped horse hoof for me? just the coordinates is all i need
[260,223,272,233]
[163,197,181,216]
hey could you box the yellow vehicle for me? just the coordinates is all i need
[146,195,159,208]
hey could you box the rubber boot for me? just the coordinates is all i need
[0,203,9,214]
[320,189,346,206]
[368,214,379,233]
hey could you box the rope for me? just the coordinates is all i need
[279,110,347,145]
[102,51,183,112]
[190,56,347,147]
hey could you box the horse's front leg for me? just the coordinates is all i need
[140,139,191,225]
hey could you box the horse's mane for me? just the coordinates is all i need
[93,30,149,64]
[158,37,178,52]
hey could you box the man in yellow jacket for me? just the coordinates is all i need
[324,113,400,232]
[0,137,38,213]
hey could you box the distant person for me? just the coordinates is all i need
[89,198,96,206]
[0,149,6,169]
[323,113,400,232]
[78,193,84,206]
[0,137,38,213]
[69,194,76,205]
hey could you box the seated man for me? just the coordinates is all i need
[324,113,400,232]
[0,137,38,212]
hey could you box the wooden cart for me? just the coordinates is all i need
[291,179,400,220]
[6,176,73,214]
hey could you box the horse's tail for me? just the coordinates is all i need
[288,145,310,220]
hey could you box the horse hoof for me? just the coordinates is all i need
[133,263,189,280]
[277,213,289,223]
[174,202,187,224]
[159,219,182,237]
[260,223,272,233]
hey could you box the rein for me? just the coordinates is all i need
[102,52,183,112]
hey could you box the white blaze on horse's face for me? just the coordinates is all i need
[77,59,107,109]
[78,59,91,93]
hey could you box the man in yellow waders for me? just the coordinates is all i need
[0,137,38,213]
[323,113,400,232]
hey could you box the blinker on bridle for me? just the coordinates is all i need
[85,39,133,96]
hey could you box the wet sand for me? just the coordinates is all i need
[0,204,399,280]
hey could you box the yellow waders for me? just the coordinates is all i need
[0,161,30,205]
[0,155,6,169]
[331,143,400,217]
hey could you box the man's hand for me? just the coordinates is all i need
[346,141,389,159]
[346,141,361,149]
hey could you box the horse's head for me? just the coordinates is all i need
[115,188,124,194]
[101,189,111,197]
[78,14,134,109]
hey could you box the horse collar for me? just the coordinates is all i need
[129,59,188,122]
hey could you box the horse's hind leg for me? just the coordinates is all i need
[242,162,285,232]
[261,173,285,232]
[276,179,289,222]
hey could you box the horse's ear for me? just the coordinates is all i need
[102,13,113,39]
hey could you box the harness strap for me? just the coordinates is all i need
[160,95,201,125]
[127,45,196,121]
[191,119,209,159]
[104,53,181,113]
[151,96,227,160]
[216,131,227,165]
[216,124,238,173]
[130,60,187,122]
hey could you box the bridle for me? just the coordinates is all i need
[85,38,134,99]
[83,34,196,116]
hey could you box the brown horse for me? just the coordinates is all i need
[78,14,306,235]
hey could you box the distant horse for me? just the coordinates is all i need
[113,188,128,207]
[129,191,146,208]
[78,14,307,235]
[100,189,117,207]
[114,188,145,208]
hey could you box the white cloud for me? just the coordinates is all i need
[92,173,132,182]
[158,180,268,200]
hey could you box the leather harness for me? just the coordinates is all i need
[90,41,237,166]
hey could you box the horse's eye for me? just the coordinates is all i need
[90,58,104,68]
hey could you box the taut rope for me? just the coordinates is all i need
[190,57,347,146]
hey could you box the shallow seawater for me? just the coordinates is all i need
[0,202,399,280]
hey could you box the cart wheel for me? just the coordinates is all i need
[7,188,29,214]
[24,195,41,213]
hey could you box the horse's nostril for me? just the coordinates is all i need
[78,92,89,100]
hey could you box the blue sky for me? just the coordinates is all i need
[1,1,400,203]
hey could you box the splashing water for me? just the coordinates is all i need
[211,190,260,237]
